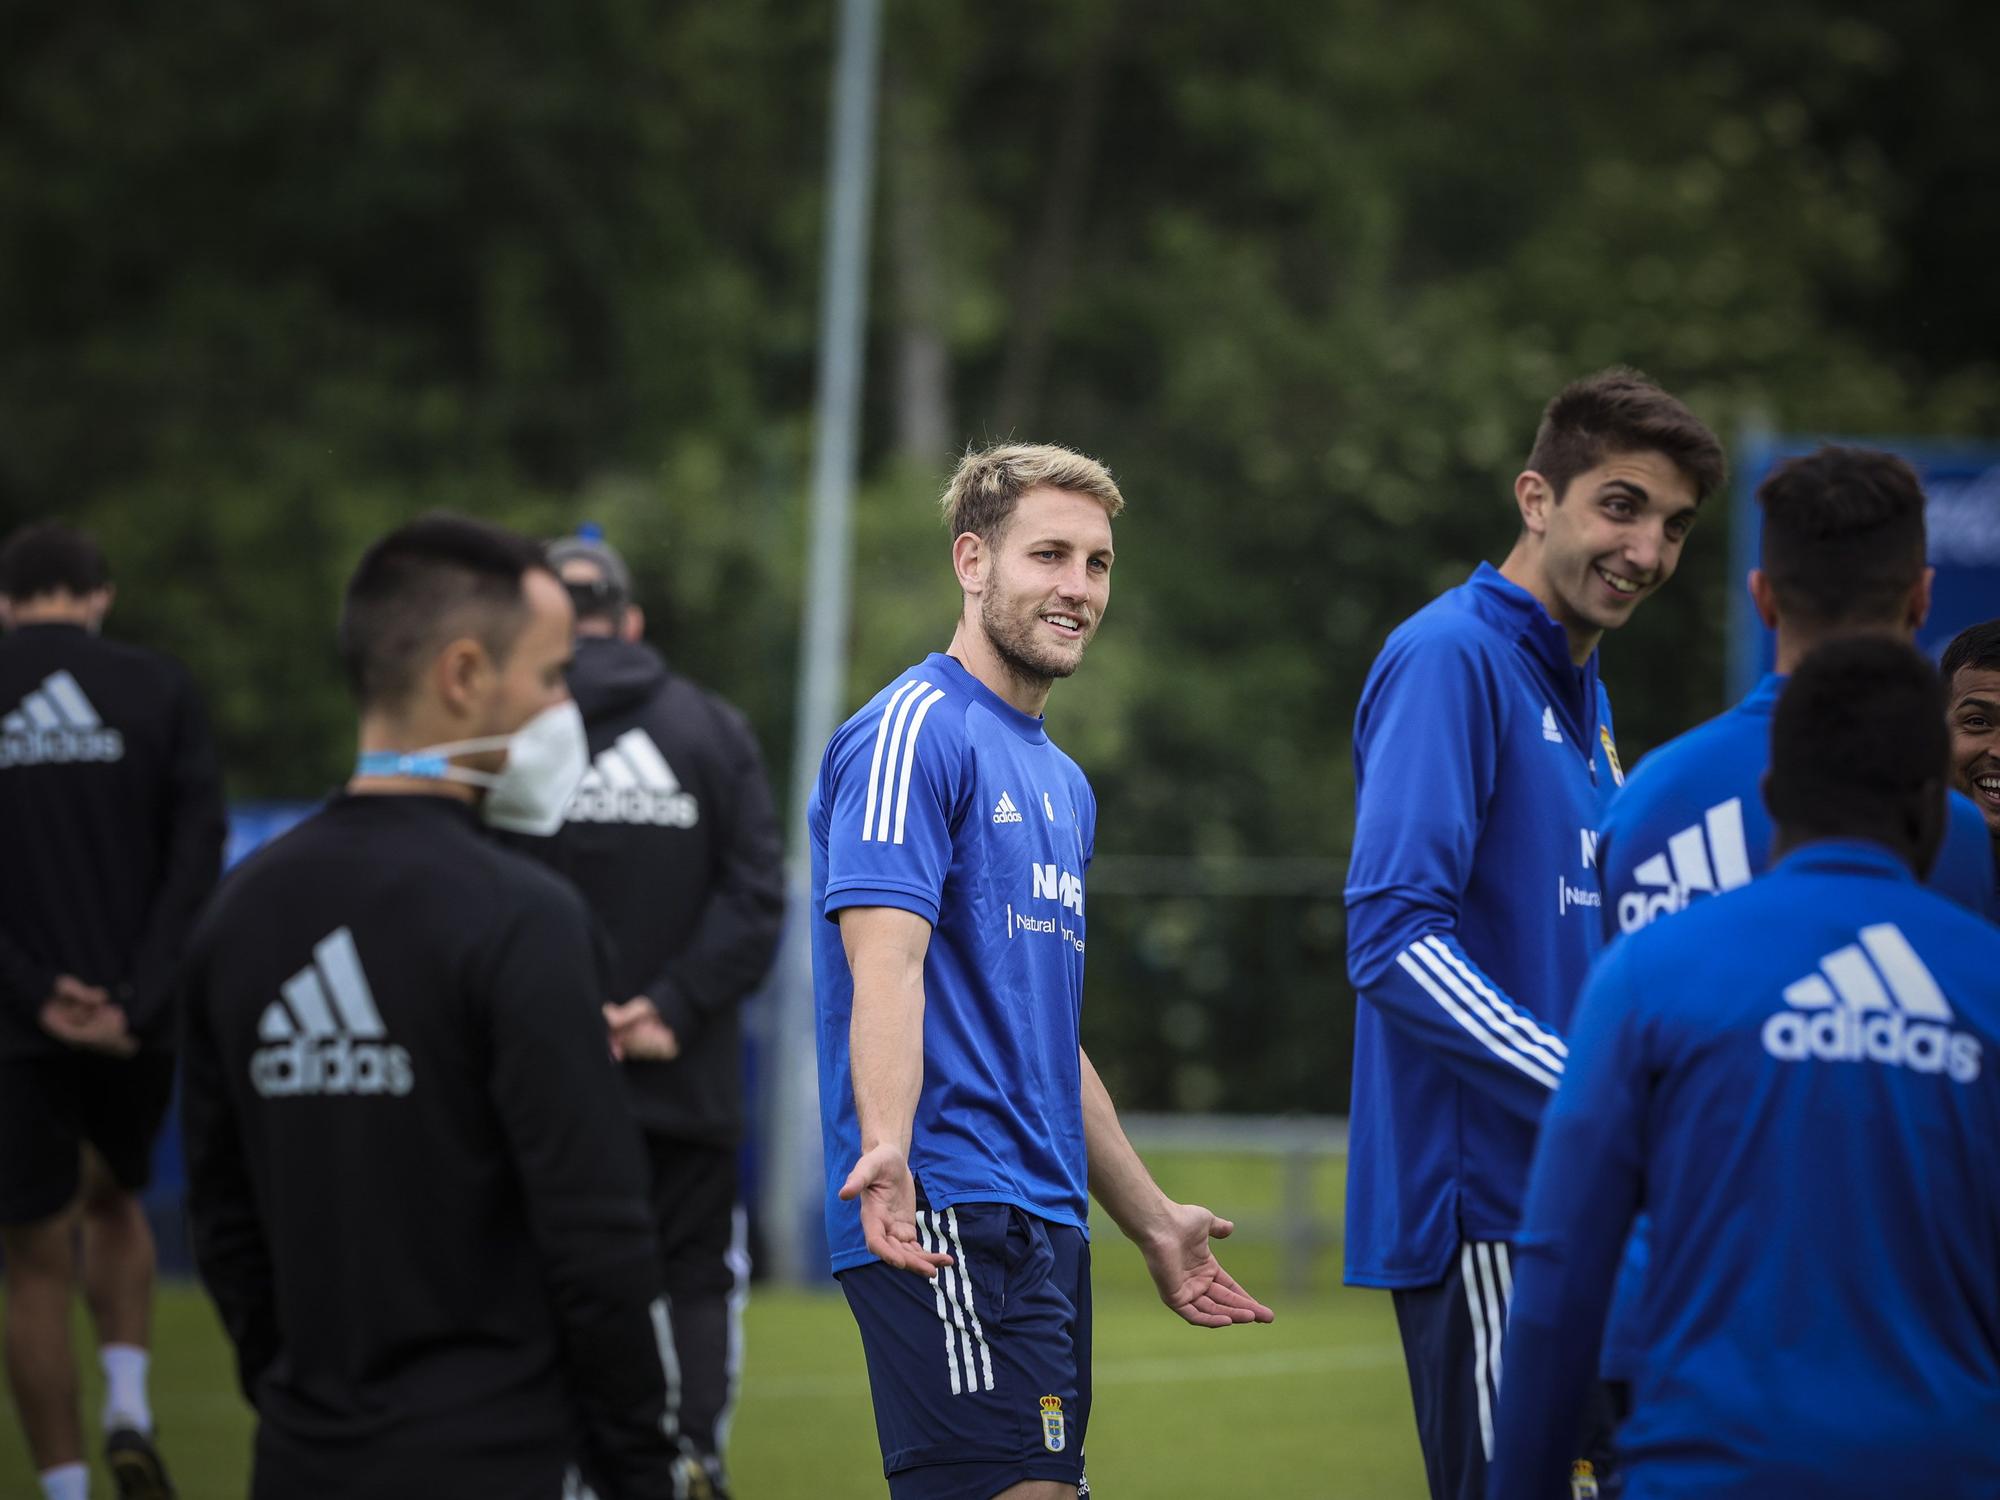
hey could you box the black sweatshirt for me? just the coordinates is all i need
[0,622,224,1057]
[505,639,785,1143]
[179,794,679,1499]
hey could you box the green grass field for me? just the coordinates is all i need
[1,1153,1426,1498]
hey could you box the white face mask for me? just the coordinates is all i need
[354,700,589,836]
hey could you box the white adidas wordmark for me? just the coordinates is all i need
[916,1208,994,1395]
[1540,706,1563,744]
[1763,922,1981,1083]
[1616,798,1753,933]
[861,681,947,846]
[992,791,1023,824]
[0,670,124,767]
[568,728,699,827]
[1395,934,1567,1089]
[251,928,414,1097]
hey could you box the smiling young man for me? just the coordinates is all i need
[810,444,1271,1500]
[1941,619,2000,884]
[1344,371,1724,1500]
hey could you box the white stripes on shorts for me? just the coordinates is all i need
[1461,1240,1513,1461]
[916,1207,995,1394]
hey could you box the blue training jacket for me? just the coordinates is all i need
[1592,669,1998,1379]
[1490,841,2000,1500]
[1601,670,1999,935]
[1345,563,1623,1287]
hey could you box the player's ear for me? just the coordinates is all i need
[434,636,490,719]
[1748,569,1781,631]
[1906,566,1934,633]
[951,531,988,596]
[621,603,646,643]
[1514,471,1553,535]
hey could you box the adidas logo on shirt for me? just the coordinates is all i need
[250,927,414,1098]
[1616,798,1753,933]
[566,729,699,828]
[992,791,1023,824]
[1541,706,1563,744]
[1762,921,1982,1084]
[0,671,125,768]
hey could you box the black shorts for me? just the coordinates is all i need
[0,1048,176,1226]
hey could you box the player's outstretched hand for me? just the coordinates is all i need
[839,1143,954,1277]
[1142,1200,1276,1329]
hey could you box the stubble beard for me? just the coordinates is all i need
[981,592,1086,690]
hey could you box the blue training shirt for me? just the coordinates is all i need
[1592,669,1997,1380]
[1490,841,2000,1499]
[1601,670,1998,934]
[1345,563,1623,1287]
[810,653,1096,1274]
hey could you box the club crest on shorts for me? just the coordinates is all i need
[1039,1393,1066,1452]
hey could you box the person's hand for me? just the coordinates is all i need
[39,997,138,1057]
[838,1142,954,1276]
[603,997,679,1061]
[1138,1200,1276,1328]
[52,974,111,1013]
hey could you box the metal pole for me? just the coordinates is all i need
[764,0,882,1285]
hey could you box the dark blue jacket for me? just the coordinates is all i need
[1345,564,1622,1286]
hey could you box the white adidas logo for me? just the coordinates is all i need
[0,670,125,768]
[1763,922,1981,1084]
[566,728,699,828]
[1616,798,1754,933]
[1541,706,1563,744]
[992,791,1023,824]
[250,927,414,1098]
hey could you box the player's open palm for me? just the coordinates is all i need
[839,1143,954,1277]
[1143,1200,1275,1328]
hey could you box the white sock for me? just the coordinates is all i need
[39,1462,88,1500]
[101,1342,152,1433]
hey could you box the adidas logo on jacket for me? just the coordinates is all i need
[251,927,414,1097]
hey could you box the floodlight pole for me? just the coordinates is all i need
[765,0,883,1285]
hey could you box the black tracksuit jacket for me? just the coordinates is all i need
[0,622,224,1057]
[179,794,679,1500]
[508,638,785,1144]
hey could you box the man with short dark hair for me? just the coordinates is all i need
[511,529,785,1500]
[1345,370,1725,1500]
[1941,618,2000,872]
[179,514,681,1500]
[0,521,225,1500]
[1600,445,1995,932]
[1489,638,2000,1499]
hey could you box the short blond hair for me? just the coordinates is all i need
[940,443,1125,542]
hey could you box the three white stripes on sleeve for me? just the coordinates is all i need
[1393,935,1569,1089]
[860,681,947,846]
[916,1208,995,1395]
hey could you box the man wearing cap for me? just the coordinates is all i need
[513,530,785,1500]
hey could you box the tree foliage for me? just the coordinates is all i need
[3,0,1995,1108]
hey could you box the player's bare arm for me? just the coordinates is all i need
[838,904,953,1276]
[1080,1047,1274,1328]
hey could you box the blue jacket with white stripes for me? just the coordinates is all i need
[1591,670,1997,1380]
[1345,564,1623,1288]
[1489,842,2000,1499]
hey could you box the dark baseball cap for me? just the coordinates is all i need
[547,525,633,616]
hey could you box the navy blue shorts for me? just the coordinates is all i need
[839,1201,1091,1500]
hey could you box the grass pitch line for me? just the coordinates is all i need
[751,1342,1403,1399]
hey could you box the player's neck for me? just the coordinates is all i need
[1497,545,1599,667]
[347,713,482,803]
[1772,619,1907,676]
[946,619,1053,717]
